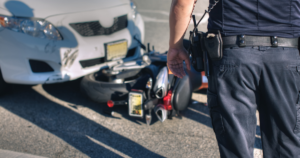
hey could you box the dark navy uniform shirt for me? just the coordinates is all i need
[208,0,300,38]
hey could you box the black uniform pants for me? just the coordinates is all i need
[207,46,300,158]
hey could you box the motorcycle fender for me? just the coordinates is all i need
[171,75,192,111]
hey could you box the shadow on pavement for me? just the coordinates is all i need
[0,80,163,158]
[42,79,160,126]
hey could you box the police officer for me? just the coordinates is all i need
[167,0,300,157]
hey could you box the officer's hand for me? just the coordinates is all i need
[167,47,191,78]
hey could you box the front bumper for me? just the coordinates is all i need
[0,6,145,85]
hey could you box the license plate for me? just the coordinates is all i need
[105,40,128,61]
[128,92,143,117]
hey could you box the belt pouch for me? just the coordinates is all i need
[203,30,223,61]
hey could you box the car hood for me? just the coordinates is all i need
[0,0,129,18]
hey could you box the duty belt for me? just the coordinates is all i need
[222,35,298,48]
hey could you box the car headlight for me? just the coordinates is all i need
[0,16,63,40]
[130,0,138,19]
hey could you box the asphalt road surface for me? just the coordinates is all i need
[0,0,262,158]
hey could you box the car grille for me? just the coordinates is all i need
[79,47,137,68]
[70,15,128,37]
[79,57,105,68]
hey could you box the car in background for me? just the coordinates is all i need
[0,0,144,94]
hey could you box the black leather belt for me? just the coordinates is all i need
[222,35,298,48]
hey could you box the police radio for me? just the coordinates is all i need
[188,0,221,77]
[189,15,207,75]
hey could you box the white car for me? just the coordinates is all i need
[0,0,145,93]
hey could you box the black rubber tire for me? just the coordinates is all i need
[80,72,150,103]
[0,69,9,96]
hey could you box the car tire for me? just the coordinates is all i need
[0,69,9,96]
[80,71,151,104]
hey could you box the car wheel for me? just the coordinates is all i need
[0,69,9,96]
[80,70,151,104]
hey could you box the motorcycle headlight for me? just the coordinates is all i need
[0,16,62,40]
[130,0,138,19]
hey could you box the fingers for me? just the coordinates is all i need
[179,66,186,78]
[179,50,191,70]
[167,60,185,78]
[184,55,191,70]
[167,48,189,78]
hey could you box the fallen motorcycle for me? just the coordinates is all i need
[80,47,207,125]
